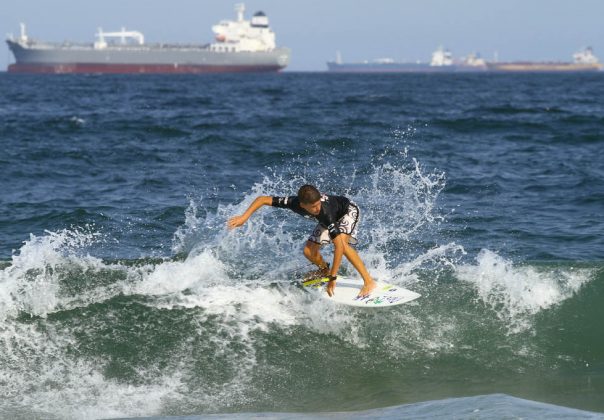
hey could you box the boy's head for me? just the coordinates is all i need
[298,185,321,204]
[298,185,322,215]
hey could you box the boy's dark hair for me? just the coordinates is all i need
[298,185,321,204]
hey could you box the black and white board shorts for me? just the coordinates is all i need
[308,203,360,246]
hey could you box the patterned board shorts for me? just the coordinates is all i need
[308,203,360,246]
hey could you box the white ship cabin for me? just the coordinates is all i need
[372,58,395,64]
[463,52,486,67]
[94,28,144,49]
[430,46,453,66]
[8,23,32,46]
[573,47,599,64]
[211,3,277,52]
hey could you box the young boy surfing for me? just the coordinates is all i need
[227,185,377,297]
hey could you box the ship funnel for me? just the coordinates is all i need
[19,23,28,42]
[235,3,245,22]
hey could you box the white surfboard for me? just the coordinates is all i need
[301,276,420,307]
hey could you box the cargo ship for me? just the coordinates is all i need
[486,47,602,72]
[326,47,487,73]
[5,3,290,74]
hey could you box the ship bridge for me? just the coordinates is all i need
[211,3,277,53]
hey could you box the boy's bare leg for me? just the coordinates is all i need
[303,241,329,277]
[342,236,377,296]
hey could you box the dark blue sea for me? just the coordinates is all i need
[0,72,603,419]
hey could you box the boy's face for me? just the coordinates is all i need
[300,199,321,216]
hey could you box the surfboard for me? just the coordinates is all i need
[301,276,420,307]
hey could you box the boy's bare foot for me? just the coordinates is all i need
[303,263,330,280]
[358,280,377,298]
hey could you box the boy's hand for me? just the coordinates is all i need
[227,215,247,229]
[326,280,336,297]
[326,275,337,297]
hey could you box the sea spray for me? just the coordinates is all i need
[455,249,593,333]
[0,227,103,320]
[174,134,453,285]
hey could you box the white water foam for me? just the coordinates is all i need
[0,227,104,321]
[0,226,355,418]
[456,249,593,333]
[2,226,592,418]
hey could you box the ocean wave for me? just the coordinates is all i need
[455,249,593,333]
[1,188,600,419]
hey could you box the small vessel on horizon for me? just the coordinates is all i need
[326,46,487,73]
[486,47,603,72]
[5,3,290,74]
[327,47,602,73]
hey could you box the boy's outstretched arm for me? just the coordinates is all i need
[227,196,273,229]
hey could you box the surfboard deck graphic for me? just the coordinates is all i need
[301,276,420,307]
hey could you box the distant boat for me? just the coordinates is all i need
[326,46,487,73]
[486,47,603,72]
[327,46,603,73]
[5,3,291,74]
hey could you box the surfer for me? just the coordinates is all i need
[227,185,377,297]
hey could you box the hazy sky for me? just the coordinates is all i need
[2,0,604,71]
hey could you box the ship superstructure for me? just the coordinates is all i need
[6,3,290,74]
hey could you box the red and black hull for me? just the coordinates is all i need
[7,63,284,74]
